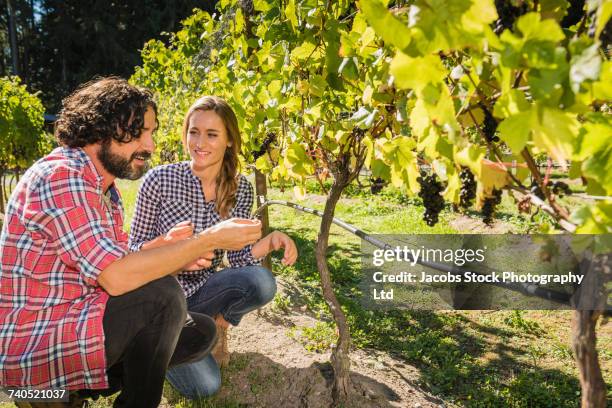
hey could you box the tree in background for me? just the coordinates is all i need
[0,76,50,213]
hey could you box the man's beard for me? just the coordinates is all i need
[98,140,151,180]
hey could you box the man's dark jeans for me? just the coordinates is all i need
[85,276,216,408]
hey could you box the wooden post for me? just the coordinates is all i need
[571,253,609,408]
[239,0,271,270]
[254,168,271,270]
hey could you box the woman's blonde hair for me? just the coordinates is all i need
[182,96,241,218]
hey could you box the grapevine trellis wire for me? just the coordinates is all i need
[253,197,611,316]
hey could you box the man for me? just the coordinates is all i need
[0,77,262,407]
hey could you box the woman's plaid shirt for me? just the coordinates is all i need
[128,162,259,298]
[0,147,128,390]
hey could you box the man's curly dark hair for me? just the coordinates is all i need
[54,77,158,147]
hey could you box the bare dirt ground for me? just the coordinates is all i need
[208,284,449,408]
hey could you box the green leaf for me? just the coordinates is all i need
[595,1,612,38]
[383,135,416,162]
[370,158,391,180]
[390,53,445,92]
[409,98,430,138]
[497,111,532,152]
[402,0,497,55]
[571,202,612,233]
[444,167,461,203]
[253,0,273,12]
[323,24,343,90]
[532,105,579,163]
[358,26,378,56]
[235,8,245,32]
[499,13,565,69]
[569,160,582,179]
[582,144,612,195]
[291,41,317,61]
[363,136,374,168]
[493,89,530,118]
[309,75,327,97]
[267,79,282,98]
[382,136,418,189]
[479,159,511,195]
[284,143,315,177]
[573,113,612,195]
[539,0,571,22]
[286,0,298,32]
[255,154,273,172]
[454,145,485,177]
[528,47,570,105]
[573,114,612,161]
[362,84,374,105]
[359,0,411,51]
[338,57,359,81]
[516,13,565,43]
[592,61,612,100]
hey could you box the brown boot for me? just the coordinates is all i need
[211,315,230,367]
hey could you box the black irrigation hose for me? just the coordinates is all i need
[254,198,612,315]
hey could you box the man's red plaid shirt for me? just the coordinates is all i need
[0,147,128,389]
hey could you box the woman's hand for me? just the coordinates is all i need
[252,231,298,266]
[163,220,194,243]
[270,231,298,266]
[203,218,262,251]
[155,221,214,273]
[182,250,216,271]
[142,220,194,251]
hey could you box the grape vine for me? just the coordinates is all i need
[481,188,503,225]
[493,0,529,33]
[459,167,477,209]
[417,173,445,226]
[481,104,500,143]
[370,177,385,195]
[252,132,276,161]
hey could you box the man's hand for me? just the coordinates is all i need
[203,218,262,250]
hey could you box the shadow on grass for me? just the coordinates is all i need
[270,232,582,407]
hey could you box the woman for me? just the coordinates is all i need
[128,96,298,398]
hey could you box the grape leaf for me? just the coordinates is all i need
[359,0,411,52]
[497,111,532,152]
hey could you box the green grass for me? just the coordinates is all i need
[287,321,337,353]
[115,179,141,229]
